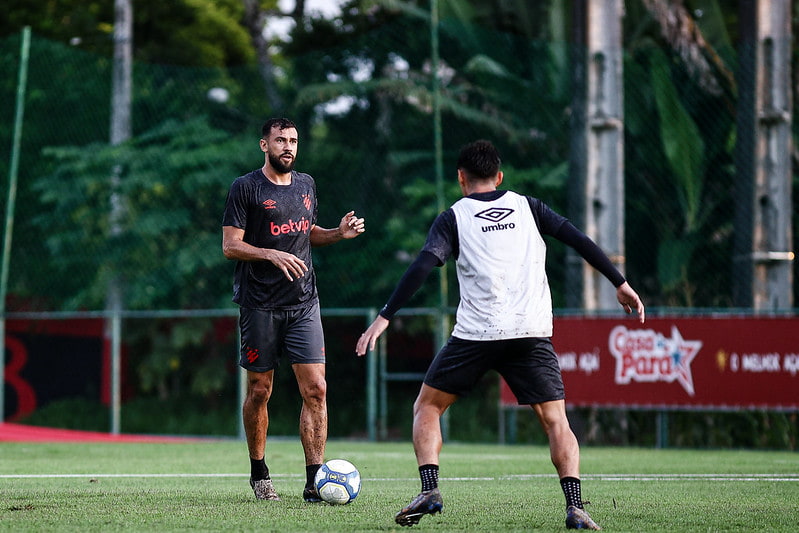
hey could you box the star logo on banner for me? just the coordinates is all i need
[666,326,701,396]
[609,325,703,396]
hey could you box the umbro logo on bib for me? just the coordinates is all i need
[475,207,515,232]
[474,207,514,222]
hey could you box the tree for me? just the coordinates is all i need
[0,0,254,68]
[242,0,284,111]
[33,117,249,310]
[0,0,114,46]
[624,0,739,306]
[277,0,574,306]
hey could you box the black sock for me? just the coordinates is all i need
[306,464,322,489]
[250,458,269,481]
[560,476,583,509]
[419,464,439,492]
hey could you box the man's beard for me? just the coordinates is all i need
[268,151,295,173]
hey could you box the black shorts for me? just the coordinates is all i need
[238,302,325,372]
[423,336,565,405]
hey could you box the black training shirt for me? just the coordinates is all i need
[222,169,319,310]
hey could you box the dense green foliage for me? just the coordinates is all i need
[0,0,255,66]
[6,0,792,313]
[2,1,798,447]
[36,118,250,310]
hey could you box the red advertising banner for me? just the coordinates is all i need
[500,316,799,410]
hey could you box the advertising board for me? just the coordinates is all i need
[501,316,799,410]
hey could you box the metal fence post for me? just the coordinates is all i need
[656,410,669,449]
[366,307,378,441]
[0,27,31,423]
[567,0,626,310]
[733,0,794,310]
[110,312,121,434]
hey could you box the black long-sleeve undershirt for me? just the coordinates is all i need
[378,220,625,320]
[379,251,439,319]
[553,221,626,288]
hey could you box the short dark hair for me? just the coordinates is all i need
[456,140,501,180]
[262,118,297,138]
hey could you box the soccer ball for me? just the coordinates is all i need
[314,459,361,504]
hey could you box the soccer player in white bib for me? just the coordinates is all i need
[356,140,644,530]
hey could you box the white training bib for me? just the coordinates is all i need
[450,191,553,340]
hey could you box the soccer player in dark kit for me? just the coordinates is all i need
[223,118,365,502]
[356,140,644,530]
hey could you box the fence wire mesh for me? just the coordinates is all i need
[0,15,796,445]
[1,28,796,313]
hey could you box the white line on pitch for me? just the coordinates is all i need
[1,473,796,482]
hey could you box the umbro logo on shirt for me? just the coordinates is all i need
[262,199,277,209]
[475,207,516,232]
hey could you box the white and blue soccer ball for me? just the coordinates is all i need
[314,459,361,504]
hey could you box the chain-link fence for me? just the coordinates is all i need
[2,29,795,314]
[1,15,796,445]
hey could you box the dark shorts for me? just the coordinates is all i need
[423,336,565,405]
[238,302,325,372]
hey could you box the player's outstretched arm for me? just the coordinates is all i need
[310,211,365,246]
[355,251,439,356]
[355,315,389,356]
[617,281,645,323]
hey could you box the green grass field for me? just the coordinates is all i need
[0,439,797,532]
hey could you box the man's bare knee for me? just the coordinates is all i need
[302,379,327,405]
[247,386,272,404]
[247,379,273,405]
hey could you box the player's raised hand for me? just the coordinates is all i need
[617,281,645,323]
[356,315,389,356]
[339,211,365,239]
